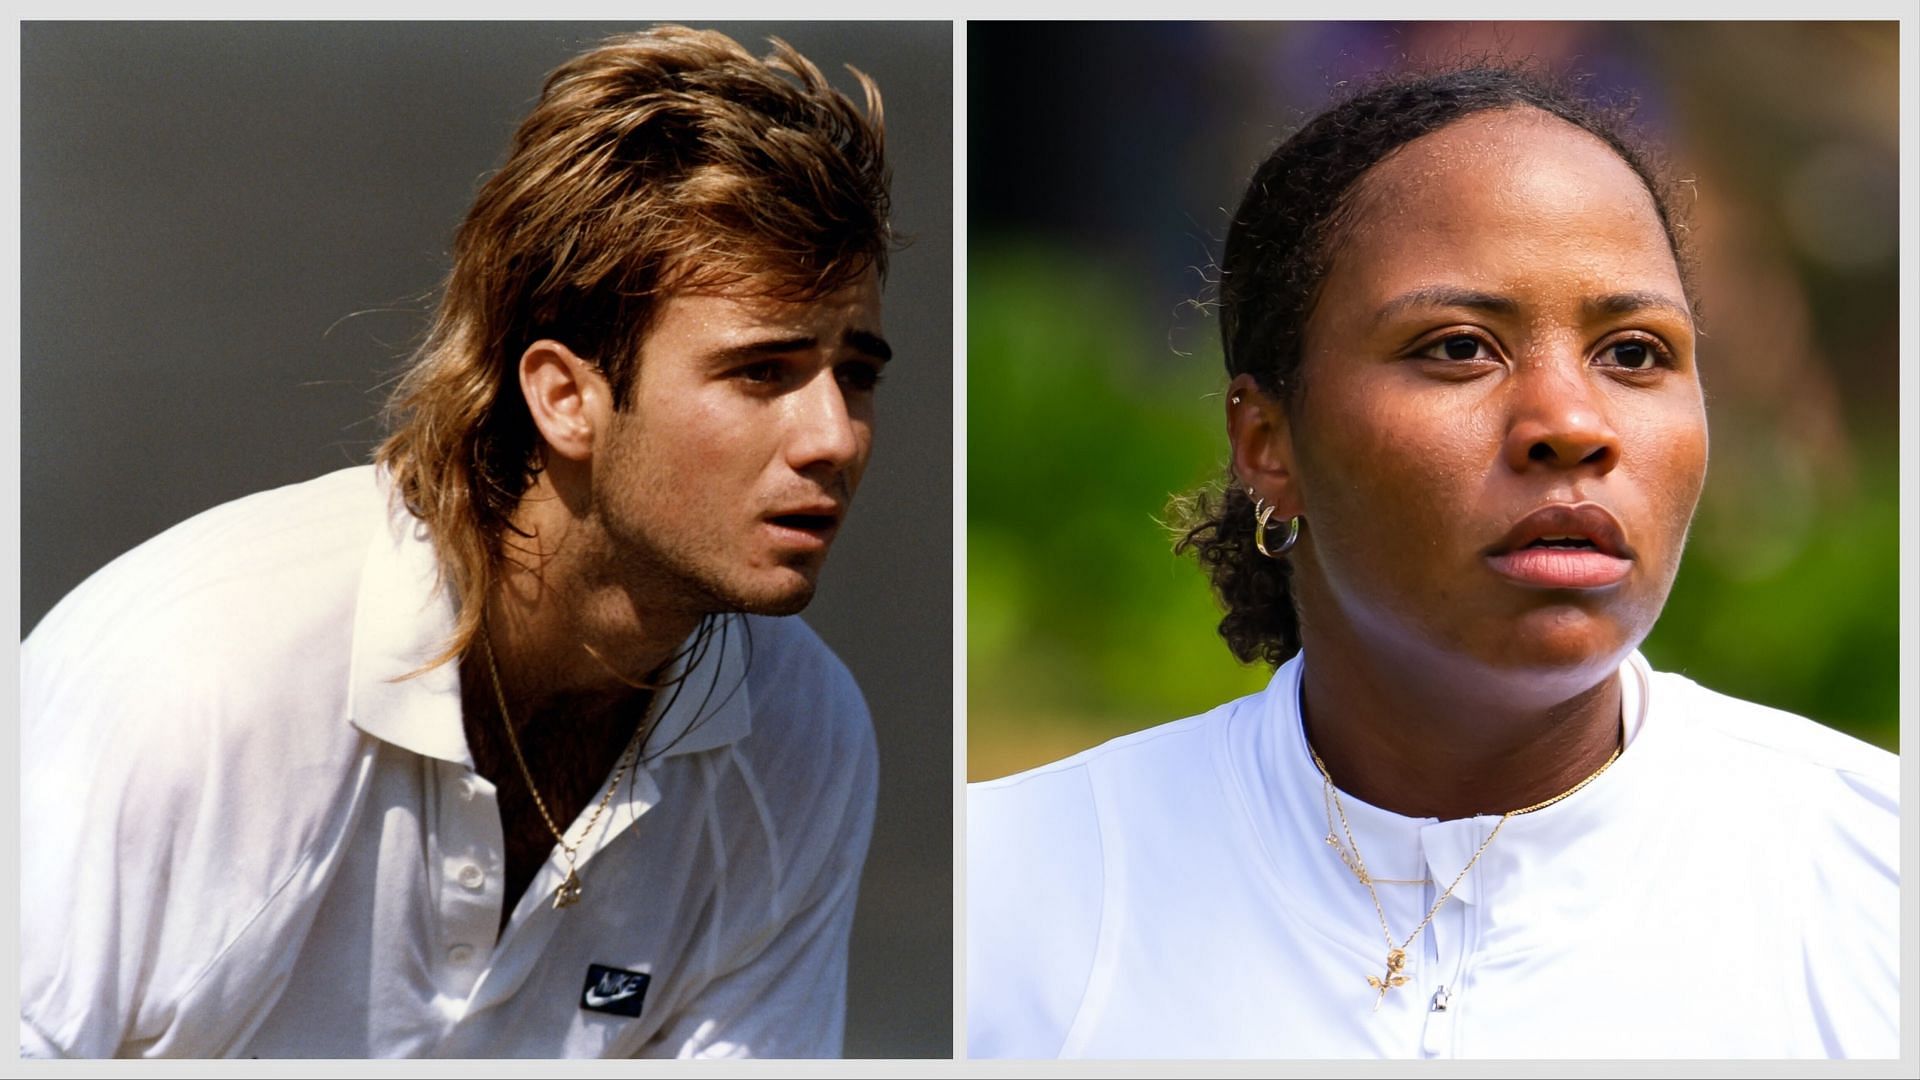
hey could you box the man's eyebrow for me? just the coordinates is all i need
[700,336,823,369]
[1372,286,1519,327]
[845,329,893,363]
[706,330,891,367]
[1582,290,1693,325]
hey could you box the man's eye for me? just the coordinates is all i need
[1419,335,1492,362]
[836,363,884,392]
[736,361,785,384]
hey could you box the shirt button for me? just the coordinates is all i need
[457,863,485,889]
[447,944,474,965]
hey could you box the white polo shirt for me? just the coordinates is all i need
[21,466,878,1058]
[968,653,1899,1059]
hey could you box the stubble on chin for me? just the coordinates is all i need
[734,586,816,618]
[667,555,824,620]
[725,557,826,618]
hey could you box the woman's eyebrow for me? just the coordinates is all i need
[1371,286,1518,327]
[1369,287,1693,328]
[1582,291,1693,324]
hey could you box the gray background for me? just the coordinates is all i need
[20,21,951,1058]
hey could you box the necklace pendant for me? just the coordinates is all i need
[552,867,584,909]
[1365,947,1410,1009]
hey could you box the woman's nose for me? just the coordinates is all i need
[1501,357,1621,475]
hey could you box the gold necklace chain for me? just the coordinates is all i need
[481,629,649,910]
[1308,738,1622,1009]
[1320,782,1431,886]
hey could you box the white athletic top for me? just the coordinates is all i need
[968,653,1899,1059]
[22,466,878,1058]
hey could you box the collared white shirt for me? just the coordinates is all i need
[21,466,878,1058]
[968,653,1899,1059]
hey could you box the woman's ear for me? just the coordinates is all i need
[1226,373,1303,518]
[517,340,613,463]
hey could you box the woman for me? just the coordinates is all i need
[967,67,1898,1059]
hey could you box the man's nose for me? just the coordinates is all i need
[1501,352,1621,475]
[785,371,863,475]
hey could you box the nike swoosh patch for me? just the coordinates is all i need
[580,963,651,1018]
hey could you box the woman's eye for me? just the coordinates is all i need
[1602,340,1660,370]
[1420,335,1492,362]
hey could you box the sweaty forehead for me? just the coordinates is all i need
[1350,106,1659,219]
[1321,107,1681,309]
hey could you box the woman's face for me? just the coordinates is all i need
[1270,107,1707,690]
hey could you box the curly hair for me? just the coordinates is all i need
[1175,64,1693,668]
[376,26,891,670]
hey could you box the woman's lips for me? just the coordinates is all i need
[1486,545,1632,588]
[1484,502,1634,587]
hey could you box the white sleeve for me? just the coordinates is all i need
[19,591,360,1058]
[1799,761,1900,1058]
[20,1017,63,1059]
[19,621,201,1058]
[648,658,880,1059]
[966,765,1106,1059]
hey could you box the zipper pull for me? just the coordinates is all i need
[1429,985,1450,1012]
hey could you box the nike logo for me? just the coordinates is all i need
[584,977,645,1007]
[580,964,651,1017]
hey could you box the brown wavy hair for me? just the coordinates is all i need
[1174,65,1693,669]
[377,26,891,669]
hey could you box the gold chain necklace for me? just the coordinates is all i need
[481,630,649,910]
[1309,738,1621,1009]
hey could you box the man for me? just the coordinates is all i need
[22,26,892,1058]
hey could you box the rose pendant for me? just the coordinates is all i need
[1366,947,1410,1009]
[552,867,584,909]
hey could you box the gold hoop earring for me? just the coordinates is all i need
[1250,490,1301,559]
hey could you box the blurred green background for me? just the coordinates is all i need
[968,21,1901,780]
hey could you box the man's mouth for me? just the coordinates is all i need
[767,513,839,534]
[762,503,846,553]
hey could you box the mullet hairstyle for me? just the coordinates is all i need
[377,26,891,669]
[1174,64,1693,668]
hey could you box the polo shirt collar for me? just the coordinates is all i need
[1249,650,1662,949]
[347,502,468,763]
[346,493,753,764]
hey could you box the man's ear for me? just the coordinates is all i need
[1226,373,1304,518]
[518,340,613,463]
